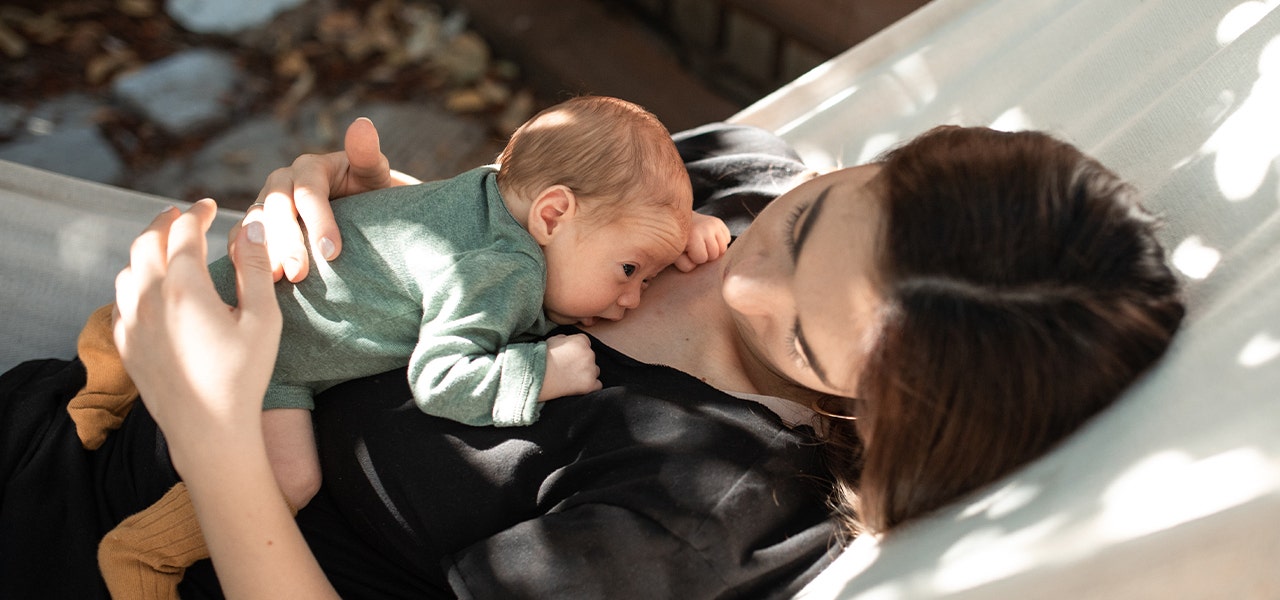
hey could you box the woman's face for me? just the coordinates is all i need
[720,164,886,399]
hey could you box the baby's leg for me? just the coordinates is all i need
[98,483,207,600]
[99,481,301,598]
[264,407,324,510]
[67,303,138,449]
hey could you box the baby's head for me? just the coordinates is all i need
[497,96,693,326]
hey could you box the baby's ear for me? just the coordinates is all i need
[528,185,577,244]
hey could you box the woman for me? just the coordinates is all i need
[0,122,1183,598]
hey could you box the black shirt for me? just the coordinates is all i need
[303,330,838,599]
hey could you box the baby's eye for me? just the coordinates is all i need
[622,264,637,277]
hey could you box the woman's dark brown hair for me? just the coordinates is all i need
[823,126,1186,536]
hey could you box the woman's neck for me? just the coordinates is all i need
[582,259,762,396]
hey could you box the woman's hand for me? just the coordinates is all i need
[113,199,282,470]
[112,200,338,599]
[231,117,420,283]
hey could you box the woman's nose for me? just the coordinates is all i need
[723,269,787,316]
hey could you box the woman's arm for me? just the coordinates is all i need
[113,200,338,599]
[236,117,415,283]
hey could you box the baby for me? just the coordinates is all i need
[69,95,729,598]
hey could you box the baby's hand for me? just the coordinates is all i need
[539,334,603,401]
[674,212,731,272]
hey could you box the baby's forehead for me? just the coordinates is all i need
[611,210,687,252]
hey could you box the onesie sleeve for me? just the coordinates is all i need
[407,250,549,427]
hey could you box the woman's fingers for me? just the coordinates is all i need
[113,201,218,366]
[289,154,342,266]
[261,167,310,282]
[243,166,310,282]
[231,212,284,336]
[166,198,216,268]
[115,205,181,324]
[111,199,285,467]
[237,116,402,284]
[127,204,181,282]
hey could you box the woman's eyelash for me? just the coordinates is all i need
[784,202,809,260]
[785,326,808,368]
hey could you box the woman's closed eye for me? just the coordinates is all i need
[785,322,810,370]
[787,187,830,261]
[783,202,808,260]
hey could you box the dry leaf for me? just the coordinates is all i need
[475,78,510,105]
[317,9,361,45]
[495,89,535,135]
[440,31,489,85]
[85,47,140,85]
[116,0,156,18]
[275,48,308,78]
[0,22,26,58]
[20,11,67,45]
[444,88,487,113]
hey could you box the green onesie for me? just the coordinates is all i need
[209,166,552,426]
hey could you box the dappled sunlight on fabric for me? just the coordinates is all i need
[791,141,842,172]
[795,534,884,599]
[775,85,860,143]
[837,580,905,600]
[989,106,1034,133]
[1170,235,1222,280]
[855,133,902,166]
[1199,34,1280,201]
[1218,1,1280,45]
[1098,448,1280,541]
[57,216,130,278]
[959,480,1042,520]
[355,437,418,537]
[929,516,1069,594]
[890,53,939,106]
[1238,330,1280,366]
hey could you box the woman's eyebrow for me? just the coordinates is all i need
[794,185,834,388]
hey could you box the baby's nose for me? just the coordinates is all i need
[618,287,642,309]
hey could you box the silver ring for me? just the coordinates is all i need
[248,202,267,210]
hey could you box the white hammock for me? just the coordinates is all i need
[1,0,1276,597]
[733,0,1280,598]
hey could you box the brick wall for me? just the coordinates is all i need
[426,0,933,128]
[617,0,933,103]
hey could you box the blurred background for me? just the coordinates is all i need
[0,0,929,210]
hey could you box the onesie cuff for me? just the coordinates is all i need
[490,341,546,426]
[262,383,316,411]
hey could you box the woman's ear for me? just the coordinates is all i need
[528,185,577,244]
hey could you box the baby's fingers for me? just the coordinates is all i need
[673,253,698,272]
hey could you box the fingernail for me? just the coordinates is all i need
[246,221,265,245]
[285,257,302,273]
[319,237,337,260]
